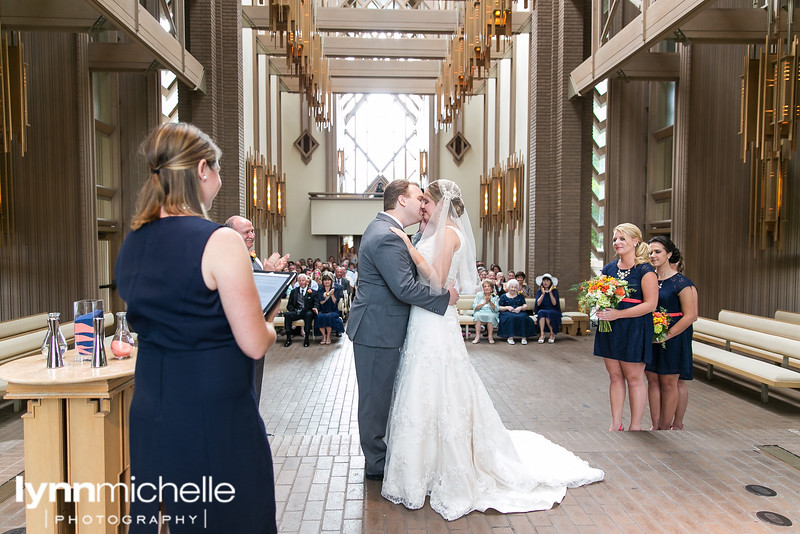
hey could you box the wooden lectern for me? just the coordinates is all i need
[0,351,135,534]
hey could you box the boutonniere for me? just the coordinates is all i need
[249,250,257,259]
[307,289,313,295]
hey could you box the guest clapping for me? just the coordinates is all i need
[494,272,507,296]
[594,223,658,432]
[645,237,697,430]
[284,274,319,347]
[316,273,344,345]
[472,280,500,344]
[534,274,562,344]
[497,280,536,345]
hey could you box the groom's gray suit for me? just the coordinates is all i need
[347,213,450,478]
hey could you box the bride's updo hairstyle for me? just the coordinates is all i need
[131,122,222,230]
[425,180,465,217]
[613,223,650,266]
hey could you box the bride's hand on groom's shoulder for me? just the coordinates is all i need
[389,226,410,242]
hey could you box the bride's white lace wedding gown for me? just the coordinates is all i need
[381,229,604,521]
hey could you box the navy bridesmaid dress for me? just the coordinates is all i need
[116,216,277,534]
[593,261,655,365]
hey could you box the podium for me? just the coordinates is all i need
[0,351,135,534]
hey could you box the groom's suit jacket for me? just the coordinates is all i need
[346,213,450,348]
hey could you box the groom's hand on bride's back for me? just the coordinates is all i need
[448,286,459,305]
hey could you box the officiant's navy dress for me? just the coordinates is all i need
[116,216,277,534]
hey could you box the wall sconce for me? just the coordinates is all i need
[337,149,344,176]
[504,152,524,232]
[419,150,428,178]
[479,176,489,228]
[246,151,286,233]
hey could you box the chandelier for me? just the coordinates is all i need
[435,0,525,130]
[269,0,332,129]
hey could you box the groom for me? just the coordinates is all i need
[347,180,457,481]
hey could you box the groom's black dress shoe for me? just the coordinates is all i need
[303,338,310,347]
[364,472,384,481]
[284,338,292,347]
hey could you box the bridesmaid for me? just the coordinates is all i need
[594,223,658,431]
[645,237,697,429]
[645,237,697,430]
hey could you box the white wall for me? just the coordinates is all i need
[438,96,484,263]
[280,93,329,260]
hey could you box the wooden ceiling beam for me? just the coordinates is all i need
[570,0,716,97]
[257,35,449,59]
[679,8,800,44]
[244,6,529,34]
[0,0,104,31]
[616,52,679,81]
[269,57,440,79]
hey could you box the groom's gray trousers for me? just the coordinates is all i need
[353,343,402,477]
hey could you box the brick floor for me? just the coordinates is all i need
[2,332,800,532]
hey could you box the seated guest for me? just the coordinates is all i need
[472,280,499,344]
[334,266,351,292]
[316,273,344,344]
[515,271,535,298]
[497,279,536,345]
[534,273,562,344]
[284,274,319,347]
[494,272,507,296]
[304,268,320,290]
[346,261,358,287]
[313,269,323,288]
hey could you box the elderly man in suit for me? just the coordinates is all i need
[284,274,319,347]
[346,179,458,481]
[225,215,263,270]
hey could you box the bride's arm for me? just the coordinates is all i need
[389,227,459,288]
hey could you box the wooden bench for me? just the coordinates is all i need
[0,313,49,339]
[692,340,800,402]
[456,296,580,339]
[718,310,800,341]
[775,310,800,325]
[693,317,800,370]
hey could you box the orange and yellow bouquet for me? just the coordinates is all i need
[653,308,670,349]
[572,275,630,332]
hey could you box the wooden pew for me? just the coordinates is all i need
[775,310,800,325]
[456,296,579,339]
[718,310,800,341]
[694,316,800,370]
[692,318,800,402]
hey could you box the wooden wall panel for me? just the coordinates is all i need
[1,32,93,322]
[685,43,800,318]
[604,78,649,256]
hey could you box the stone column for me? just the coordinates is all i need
[178,0,244,221]
[528,0,593,305]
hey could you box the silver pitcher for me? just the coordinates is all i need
[45,315,64,369]
[91,316,107,368]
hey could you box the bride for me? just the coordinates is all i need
[382,179,604,521]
